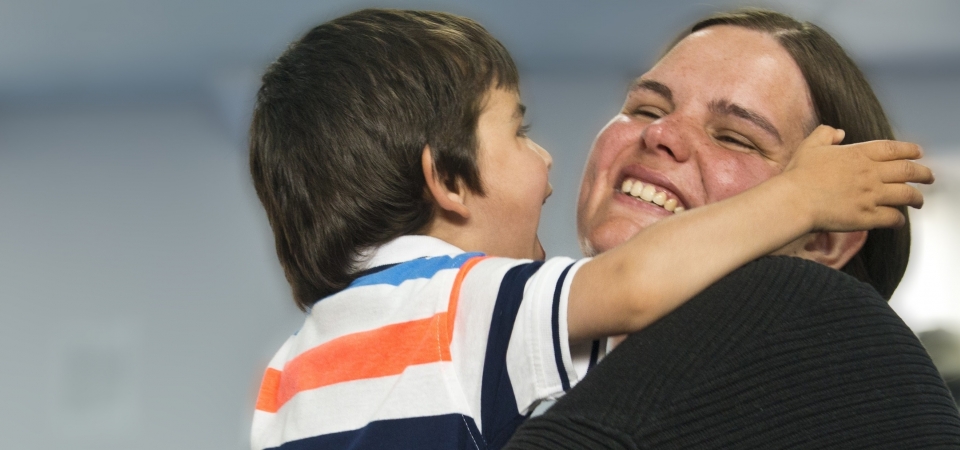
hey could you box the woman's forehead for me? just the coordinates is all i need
[642,25,815,142]
[653,27,794,84]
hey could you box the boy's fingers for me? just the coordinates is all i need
[804,124,840,146]
[872,207,908,229]
[878,160,935,184]
[833,128,846,145]
[878,184,925,209]
[859,140,923,162]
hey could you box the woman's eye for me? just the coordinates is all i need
[630,107,663,120]
[517,123,531,137]
[718,135,756,150]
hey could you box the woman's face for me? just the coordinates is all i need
[576,25,817,255]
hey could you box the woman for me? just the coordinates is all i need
[507,9,960,449]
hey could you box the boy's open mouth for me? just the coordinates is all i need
[618,178,686,214]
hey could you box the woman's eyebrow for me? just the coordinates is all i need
[630,79,674,106]
[709,99,782,144]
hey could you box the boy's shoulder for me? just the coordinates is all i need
[354,235,584,298]
[350,235,485,289]
[253,236,590,450]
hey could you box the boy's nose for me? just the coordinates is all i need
[533,141,553,170]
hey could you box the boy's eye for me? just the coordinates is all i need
[517,123,532,137]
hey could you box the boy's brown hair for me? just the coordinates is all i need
[250,9,519,310]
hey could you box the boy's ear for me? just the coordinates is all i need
[783,231,868,270]
[422,145,470,219]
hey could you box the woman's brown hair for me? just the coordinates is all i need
[672,9,909,299]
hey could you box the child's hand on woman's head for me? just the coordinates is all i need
[782,125,934,232]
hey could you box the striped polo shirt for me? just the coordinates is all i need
[251,236,595,450]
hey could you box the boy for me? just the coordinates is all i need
[249,9,930,450]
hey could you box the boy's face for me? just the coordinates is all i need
[468,88,553,260]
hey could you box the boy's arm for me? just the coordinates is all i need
[568,126,934,341]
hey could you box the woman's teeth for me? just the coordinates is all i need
[621,179,685,213]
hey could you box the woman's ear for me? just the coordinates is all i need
[422,145,470,219]
[785,231,868,270]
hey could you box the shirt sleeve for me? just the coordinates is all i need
[508,257,592,409]
[571,338,607,382]
[449,256,591,445]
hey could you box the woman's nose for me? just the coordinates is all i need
[639,116,692,162]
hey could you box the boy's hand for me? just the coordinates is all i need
[783,125,935,232]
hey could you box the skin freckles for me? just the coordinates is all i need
[577,26,816,256]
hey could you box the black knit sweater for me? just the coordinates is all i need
[506,256,960,449]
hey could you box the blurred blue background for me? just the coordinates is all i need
[2,0,959,448]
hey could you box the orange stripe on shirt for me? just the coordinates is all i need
[256,255,490,414]
[255,368,282,413]
[444,256,490,345]
[258,314,448,412]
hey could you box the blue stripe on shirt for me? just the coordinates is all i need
[349,252,484,289]
[551,263,576,391]
[267,413,485,450]
[589,339,601,369]
[481,261,545,450]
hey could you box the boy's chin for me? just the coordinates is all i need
[533,238,546,260]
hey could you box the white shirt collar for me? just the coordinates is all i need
[358,235,467,270]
